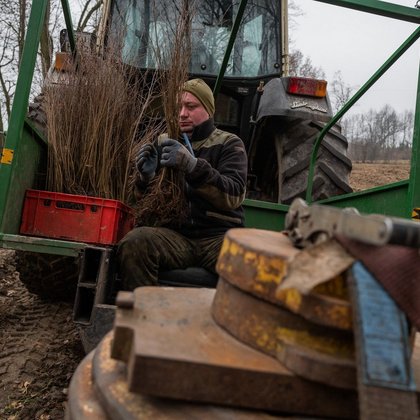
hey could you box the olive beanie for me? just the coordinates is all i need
[183,78,215,116]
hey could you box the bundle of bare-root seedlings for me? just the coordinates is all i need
[44,42,162,205]
[46,0,193,228]
[134,0,193,227]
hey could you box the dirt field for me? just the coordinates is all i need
[0,161,412,419]
[349,160,410,192]
[0,250,84,419]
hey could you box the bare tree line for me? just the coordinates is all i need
[343,106,414,162]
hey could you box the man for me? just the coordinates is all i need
[117,78,247,290]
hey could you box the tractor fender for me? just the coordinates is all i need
[256,77,333,124]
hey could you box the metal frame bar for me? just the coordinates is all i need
[0,0,48,229]
[315,0,420,23]
[0,0,77,254]
[213,0,249,98]
[407,62,420,216]
[306,25,420,212]
[0,234,85,257]
[61,0,77,53]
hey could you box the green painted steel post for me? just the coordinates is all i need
[407,61,420,216]
[305,26,420,203]
[61,0,77,54]
[0,0,49,230]
[213,0,248,99]
[314,0,419,24]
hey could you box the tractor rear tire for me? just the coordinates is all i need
[15,251,79,302]
[276,120,352,203]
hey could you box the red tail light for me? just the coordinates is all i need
[287,77,327,98]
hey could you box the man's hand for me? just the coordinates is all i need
[160,138,197,173]
[136,143,158,182]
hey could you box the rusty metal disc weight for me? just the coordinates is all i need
[214,228,356,389]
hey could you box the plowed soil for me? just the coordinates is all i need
[0,250,84,419]
[0,161,412,419]
[349,161,410,192]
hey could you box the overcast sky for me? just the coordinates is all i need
[292,0,419,114]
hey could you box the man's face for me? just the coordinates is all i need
[179,92,210,136]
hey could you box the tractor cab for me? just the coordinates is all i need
[104,0,283,141]
[108,0,281,78]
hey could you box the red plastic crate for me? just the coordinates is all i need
[20,190,135,245]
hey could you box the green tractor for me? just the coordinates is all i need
[0,0,419,353]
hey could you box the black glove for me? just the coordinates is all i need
[160,138,197,173]
[136,143,158,182]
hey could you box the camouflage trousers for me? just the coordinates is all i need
[116,226,224,290]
